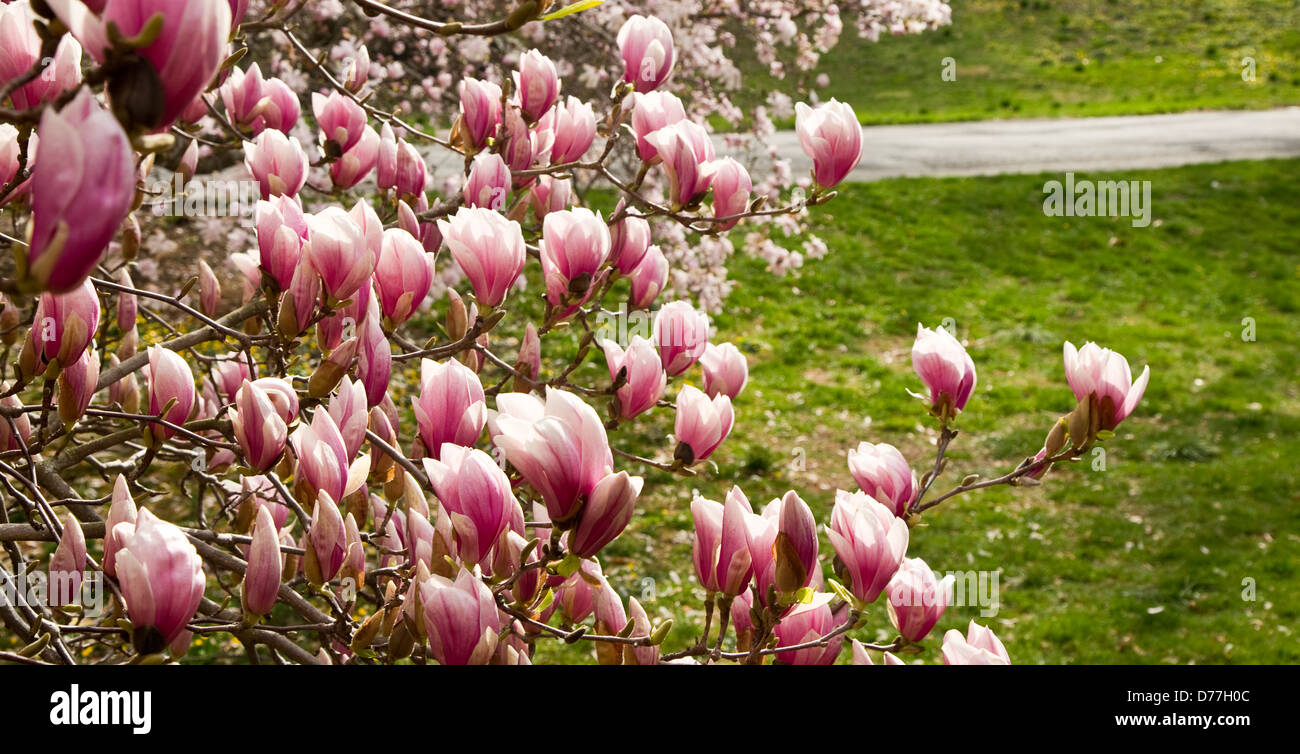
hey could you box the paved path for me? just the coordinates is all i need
[728,107,1300,182]
[424,107,1300,182]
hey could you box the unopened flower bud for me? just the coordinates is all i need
[308,337,359,398]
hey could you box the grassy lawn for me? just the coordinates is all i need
[548,157,1300,664]
[118,159,1298,666]
[738,0,1300,124]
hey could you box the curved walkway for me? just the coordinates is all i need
[738,107,1300,182]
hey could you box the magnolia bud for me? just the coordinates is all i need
[308,338,359,398]
[350,609,386,653]
[111,218,139,267]
[1044,418,1068,456]
[446,289,469,341]
[387,617,416,661]
[1067,399,1093,449]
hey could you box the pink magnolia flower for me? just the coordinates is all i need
[423,444,517,567]
[312,91,367,155]
[542,96,596,165]
[628,244,668,309]
[0,124,25,201]
[568,471,642,559]
[699,342,748,400]
[795,99,863,190]
[227,0,250,28]
[487,388,613,528]
[826,490,909,604]
[631,91,686,163]
[230,380,288,473]
[886,557,953,642]
[113,508,206,652]
[256,77,301,134]
[774,592,843,665]
[602,336,666,419]
[255,195,308,289]
[0,393,32,452]
[374,227,433,325]
[710,157,752,231]
[1062,341,1151,432]
[942,620,1011,665]
[624,596,660,665]
[499,106,535,184]
[912,323,977,419]
[241,505,282,618]
[220,64,265,129]
[730,588,755,637]
[340,510,372,588]
[146,346,195,441]
[315,281,366,349]
[673,385,733,464]
[20,279,101,379]
[197,259,220,317]
[850,639,907,665]
[593,577,628,634]
[418,568,499,665]
[57,347,99,425]
[847,441,918,518]
[115,267,137,337]
[291,411,350,504]
[102,475,136,579]
[179,95,210,126]
[646,120,716,208]
[356,298,391,407]
[0,1,82,110]
[540,207,611,312]
[340,44,369,93]
[412,358,486,459]
[653,300,710,376]
[529,175,572,222]
[376,123,398,191]
[463,151,511,210]
[244,129,309,199]
[305,206,375,303]
[251,377,298,424]
[315,286,363,353]
[52,0,232,128]
[691,487,754,595]
[770,490,818,594]
[176,139,198,182]
[405,195,444,254]
[514,49,559,123]
[275,252,318,338]
[105,359,140,418]
[556,559,604,623]
[515,323,541,385]
[401,505,436,572]
[610,210,652,274]
[305,490,346,585]
[330,124,380,190]
[437,206,526,308]
[48,512,87,606]
[746,506,780,605]
[458,77,502,153]
[394,138,427,200]
[618,14,675,92]
[24,89,134,293]
[349,199,384,264]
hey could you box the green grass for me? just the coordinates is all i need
[735,0,1300,125]
[547,158,1300,664]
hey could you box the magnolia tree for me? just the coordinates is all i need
[0,0,1149,666]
